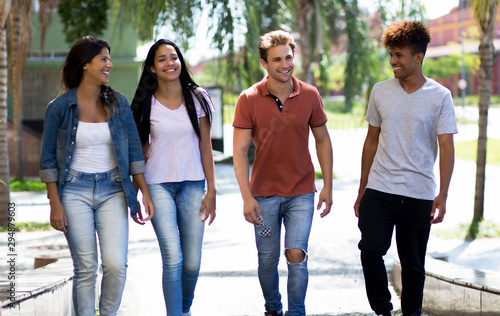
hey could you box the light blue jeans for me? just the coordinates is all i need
[61,168,128,316]
[254,193,314,316]
[148,180,205,315]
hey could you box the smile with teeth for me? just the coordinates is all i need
[278,69,290,74]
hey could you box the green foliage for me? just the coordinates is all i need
[10,178,46,192]
[434,219,500,240]
[58,0,109,45]
[333,0,375,112]
[454,95,500,107]
[315,171,336,179]
[423,53,479,80]
[455,138,500,166]
[0,222,53,232]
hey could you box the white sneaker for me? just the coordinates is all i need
[182,312,192,316]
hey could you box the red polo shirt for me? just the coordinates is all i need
[233,76,328,197]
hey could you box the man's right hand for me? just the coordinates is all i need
[243,197,263,225]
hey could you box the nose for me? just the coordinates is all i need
[108,60,113,69]
[389,55,397,65]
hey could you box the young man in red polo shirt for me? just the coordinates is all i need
[233,30,333,316]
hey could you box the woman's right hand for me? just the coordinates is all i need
[50,200,67,233]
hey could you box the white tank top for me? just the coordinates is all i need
[70,121,117,173]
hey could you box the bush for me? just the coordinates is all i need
[10,178,46,192]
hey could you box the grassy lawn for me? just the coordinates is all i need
[455,138,500,165]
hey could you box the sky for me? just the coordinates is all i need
[150,0,461,65]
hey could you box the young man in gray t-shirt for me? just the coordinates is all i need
[354,21,457,316]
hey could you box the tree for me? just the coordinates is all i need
[58,0,109,44]
[0,0,12,225]
[7,0,32,180]
[107,0,376,104]
[466,0,498,240]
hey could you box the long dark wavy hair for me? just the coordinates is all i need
[61,36,118,119]
[130,39,213,145]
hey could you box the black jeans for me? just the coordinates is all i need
[358,189,432,316]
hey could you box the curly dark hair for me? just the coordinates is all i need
[382,21,431,56]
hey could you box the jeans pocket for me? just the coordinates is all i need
[112,172,122,185]
[65,175,76,184]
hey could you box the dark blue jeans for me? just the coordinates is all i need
[358,189,432,316]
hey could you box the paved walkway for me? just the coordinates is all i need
[4,116,500,315]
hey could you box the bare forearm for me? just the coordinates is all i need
[316,138,333,191]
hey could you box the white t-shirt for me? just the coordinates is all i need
[365,77,458,200]
[70,121,117,173]
[145,91,214,184]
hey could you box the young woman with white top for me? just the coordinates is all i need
[131,39,216,316]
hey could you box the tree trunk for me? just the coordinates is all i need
[297,0,314,83]
[472,42,493,222]
[468,1,497,240]
[8,0,31,179]
[0,0,12,225]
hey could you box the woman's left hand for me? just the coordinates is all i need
[199,192,216,225]
[133,194,155,225]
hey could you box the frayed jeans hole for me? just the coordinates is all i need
[285,248,307,264]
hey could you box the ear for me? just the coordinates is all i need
[83,64,88,70]
[260,58,268,70]
[150,65,156,74]
[415,52,424,64]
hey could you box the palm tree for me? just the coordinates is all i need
[467,0,498,240]
[0,0,12,225]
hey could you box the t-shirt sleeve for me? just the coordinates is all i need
[308,90,328,127]
[365,86,381,127]
[233,92,253,128]
[437,93,458,135]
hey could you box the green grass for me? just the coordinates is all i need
[433,219,500,239]
[10,178,46,192]
[315,171,337,179]
[455,138,500,165]
[0,222,53,232]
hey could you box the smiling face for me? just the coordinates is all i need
[261,44,295,84]
[150,44,182,82]
[389,46,423,80]
[83,47,112,86]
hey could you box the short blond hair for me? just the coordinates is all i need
[258,30,296,62]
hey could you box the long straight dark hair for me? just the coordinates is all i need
[61,35,117,119]
[130,39,213,145]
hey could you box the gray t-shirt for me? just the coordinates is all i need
[365,77,458,200]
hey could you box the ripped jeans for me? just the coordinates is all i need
[254,193,314,316]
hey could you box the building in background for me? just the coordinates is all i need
[426,1,500,97]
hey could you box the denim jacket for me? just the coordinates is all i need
[39,87,145,217]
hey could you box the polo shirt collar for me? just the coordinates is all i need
[259,75,302,98]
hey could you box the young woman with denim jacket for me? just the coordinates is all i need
[39,36,154,316]
[130,39,216,316]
